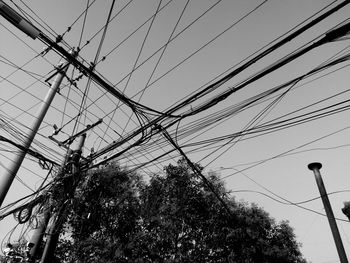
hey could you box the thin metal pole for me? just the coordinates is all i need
[308,162,348,263]
[0,61,69,208]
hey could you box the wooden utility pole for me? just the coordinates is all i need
[308,162,348,263]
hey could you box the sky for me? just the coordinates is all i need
[1,0,350,262]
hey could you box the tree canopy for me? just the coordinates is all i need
[56,159,307,263]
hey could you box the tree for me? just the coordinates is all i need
[56,159,307,263]
[56,163,143,263]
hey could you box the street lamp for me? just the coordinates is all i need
[0,0,40,39]
[342,201,350,221]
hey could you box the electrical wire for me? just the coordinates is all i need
[98,0,164,149]
[159,125,235,218]
[73,0,117,137]
[2,2,350,246]
[88,0,350,167]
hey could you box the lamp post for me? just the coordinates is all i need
[308,162,348,263]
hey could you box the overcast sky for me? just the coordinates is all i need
[1,1,350,262]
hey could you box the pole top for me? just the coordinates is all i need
[308,162,322,171]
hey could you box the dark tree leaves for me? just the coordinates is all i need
[56,160,307,263]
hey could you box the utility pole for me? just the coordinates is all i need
[0,0,74,208]
[28,206,50,261]
[0,60,70,208]
[308,162,348,263]
[40,134,86,263]
[28,151,72,261]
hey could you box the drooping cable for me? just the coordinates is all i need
[158,125,235,218]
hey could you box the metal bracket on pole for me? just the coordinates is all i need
[49,119,103,148]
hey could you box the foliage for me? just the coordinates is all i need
[56,159,307,263]
[56,163,142,263]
